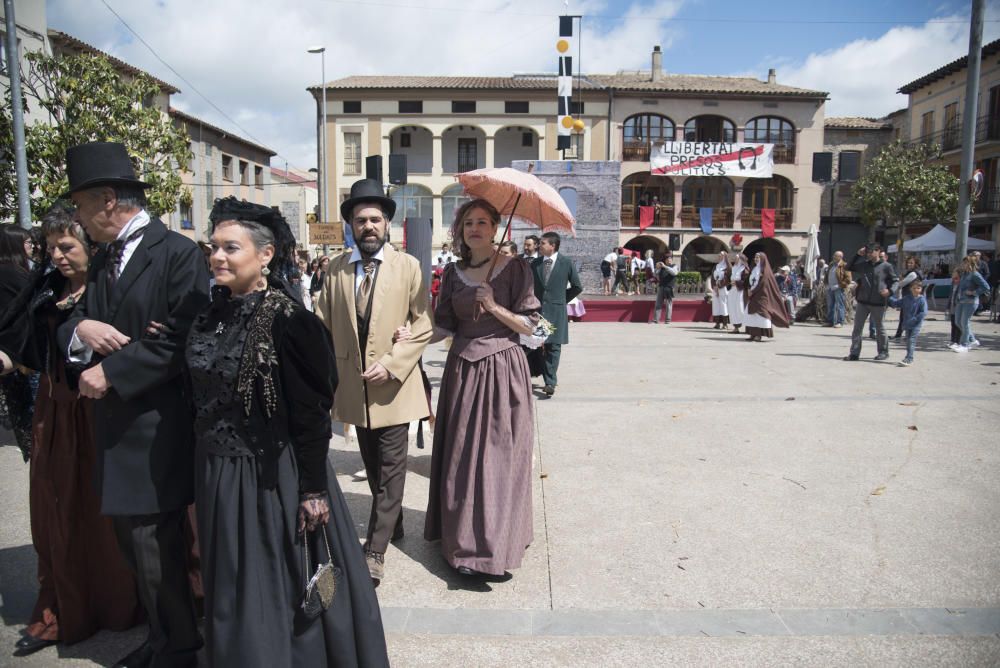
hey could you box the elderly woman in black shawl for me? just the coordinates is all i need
[744,252,790,342]
[175,197,388,667]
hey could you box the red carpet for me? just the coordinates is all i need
[577,297,713,323]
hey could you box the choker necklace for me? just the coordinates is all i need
[466,256,492,269]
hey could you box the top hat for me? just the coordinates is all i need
[64,142,151,196]
[340,178,396,223]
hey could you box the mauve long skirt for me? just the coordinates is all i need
[195,447,388,668]
[27,373,140,643]
[424,346,535,576]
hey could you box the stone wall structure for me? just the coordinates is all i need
[510,160,621,294]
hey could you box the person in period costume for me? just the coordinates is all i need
[314,178,432,586]
[710,252,730,329]
[0,224,35,461]
[0,207,141,658]
[651,254,679,324]
[177,197,388,667]
[531,231,582,397]
[744,252,790,342]
[726,253,749,333]
[56,142,209,668]
[424,199,540,577]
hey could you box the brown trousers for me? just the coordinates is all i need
[356,423,409,553]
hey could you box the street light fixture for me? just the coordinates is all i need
[308,46,329,252]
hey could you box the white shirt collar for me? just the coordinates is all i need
[543,252,558,263]
[349,244,386,264]
[117,209,150,240]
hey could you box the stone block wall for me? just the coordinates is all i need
[510,160,621,294]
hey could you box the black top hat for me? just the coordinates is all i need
[340,178,396,223]
[64,142,151,196]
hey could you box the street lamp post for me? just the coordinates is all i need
[308,46,329,254]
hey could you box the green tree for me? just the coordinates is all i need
[850,140,958,267]
[0,51,190,220]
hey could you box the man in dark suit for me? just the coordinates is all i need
[57,142,209,668]
[531,231,582,396]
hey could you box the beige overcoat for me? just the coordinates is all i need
[315,245,432,429]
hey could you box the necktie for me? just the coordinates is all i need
[106,226,147,286]
[543,258,553,284]
[356,260,376,317]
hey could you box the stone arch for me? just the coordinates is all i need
[681,235,729,274]
[744,237,790,271]
[442,124,487,173]
[494,125,541,167]
[388,125,434,174]
[623,234,668,260]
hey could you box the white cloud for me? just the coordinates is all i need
[46,0,683,168]
[779,9,1000,118]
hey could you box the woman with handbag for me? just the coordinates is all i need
[0,207,141,657]
[177,198,388,667]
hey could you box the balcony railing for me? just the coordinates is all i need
[910,114,1000,151]
[622,139,658,162]
[740,208,794,230]
[771,144,796,164]
[975,187,1000,214]
[679,206,735,229]
[621,205,675,228]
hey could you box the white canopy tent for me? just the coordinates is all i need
[888,224,995,253]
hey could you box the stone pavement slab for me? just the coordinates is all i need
[1,312,998,666]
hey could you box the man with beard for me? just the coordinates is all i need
[315,178,432,586]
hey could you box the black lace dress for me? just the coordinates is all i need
[185,287,388,668]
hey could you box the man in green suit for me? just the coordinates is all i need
[531,231,583,396]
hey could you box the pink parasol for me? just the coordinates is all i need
[456,167,577,239]
[455,167,576,316]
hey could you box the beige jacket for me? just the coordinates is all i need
[315,245,432,429]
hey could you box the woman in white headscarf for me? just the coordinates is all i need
[710,251,730,329]
[726,253,749,334]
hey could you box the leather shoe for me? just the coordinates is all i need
[456,566,479,576]
[12,635,57,657]
[543,385,555,396]
[113,642,154,668]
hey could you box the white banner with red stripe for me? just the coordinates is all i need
[650,141,774,178]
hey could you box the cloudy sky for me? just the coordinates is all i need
[46,0,1000,170]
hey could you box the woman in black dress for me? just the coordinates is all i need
[0,206,140,657]
[180,197,388,667]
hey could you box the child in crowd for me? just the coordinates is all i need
[890,281,928,366]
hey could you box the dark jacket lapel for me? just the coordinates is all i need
[108,218,167,321]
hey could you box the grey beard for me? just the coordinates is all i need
[358,237,385,255]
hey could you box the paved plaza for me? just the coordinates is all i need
[1,311,999,666]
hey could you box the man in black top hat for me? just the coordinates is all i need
[56,141,209,668]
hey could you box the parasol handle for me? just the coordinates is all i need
[475,193,522,320]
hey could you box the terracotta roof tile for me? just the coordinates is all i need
[169,108,276,157]
[898,38,1000,94]
[590,73,827,97]
[824,117,893,130]
[312,73,826,98]
[47,30,180,94]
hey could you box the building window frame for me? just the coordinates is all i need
[683,115,737,143]
[745,116,795,163]
[239,160,249,186]
[254,165,264,189]
[399,100,423,114]
[838,151,861,182]
[343,100,361,113]
[505,101,529,114]
[343,132,362,175]
[221,155,233,181]
[452,100,476,113]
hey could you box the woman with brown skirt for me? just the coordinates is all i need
[424,199,540,577]
[0,206,140,657]
[744,252,790,342]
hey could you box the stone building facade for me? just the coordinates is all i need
[311,47,829,280]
